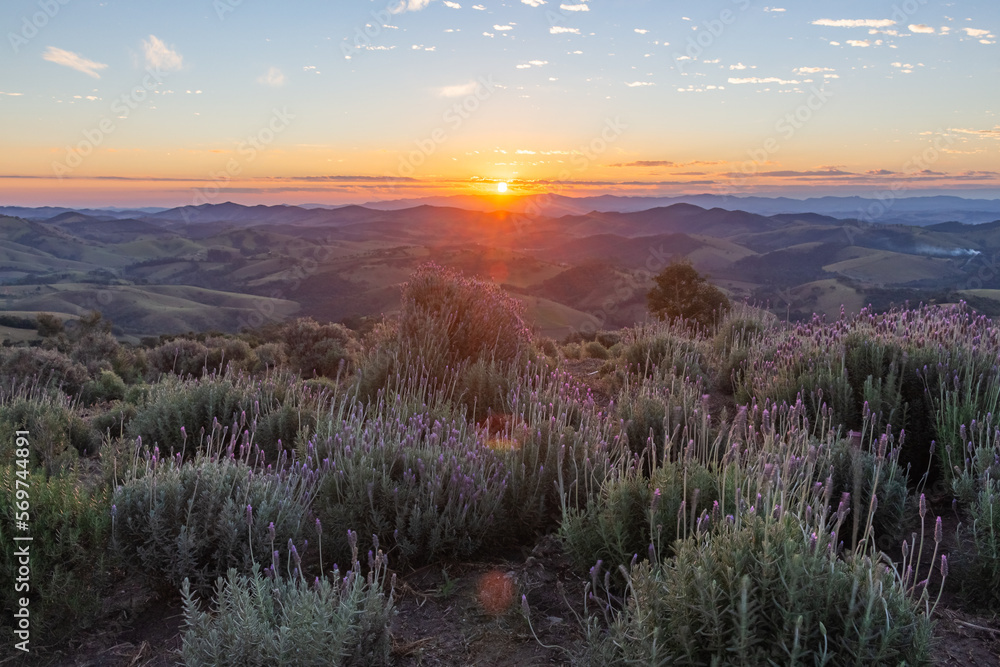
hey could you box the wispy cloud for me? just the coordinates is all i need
[443,1,461,7]
[143,35,183,71]
[521,0,545,5]
[550,26,580,34]
[625,81,654,87]
[846,39,871,47]
[728,76,800,84]
[390,0,432,14]
[42,46,108,78]
[560,3,589,11]
[612,160,674,167]
[949,126,1000,139]
[439,80,482,97]
[257,66,286,86]
[812,19,895,28]
[909,24,935,34]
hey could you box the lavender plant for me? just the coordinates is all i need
[180,537,394,666]
[112,448,317,591]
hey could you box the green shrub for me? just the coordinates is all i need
[620,331,704,378]
[399,262,531,370]
[127,376,254,455]
[0,394,90,472]
[954,479,1000,609]
[146,338,214,378]
[180,549,393,667]
[250,341,287,372]
[455,358,512,422]
[112,455,315,592]
[81,369,127,405]
[281,318,357,378]
[0,346,89,394]
[647,260,730,330]
[593,512,931,666]
[562,461,718,589]
[0,467,111,643]
[827,439,909,550]
[584,341,610,360]
[311,404,508,567]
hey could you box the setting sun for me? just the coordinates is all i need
[497,182,508,194]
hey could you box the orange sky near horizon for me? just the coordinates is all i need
[1,0,998,207]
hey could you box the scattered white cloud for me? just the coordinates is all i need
[890,61,923,73]
[143,35,183,71]
[472,3,485,9]
[948,126,1000,139]
[677,84,725,92]
[257,66,286,86]
[829,40,841,45]
[440,80,482,97]
[963,27,991,37]
[847,39,871,47]
[443,1,461,7]
[909,24,935,33]
[730,62,748,70]
[795,66,834,74]
[812,19,895,28]
[550,26,580,34]
[634,28,649,34]
[703,58,720,64]
[521,0,545,6]
[764,7,786,12]
[42,46,108,78]
[0,91,24,96]
[390,0,432,13]
[625,81,655,87]
[560,3,589,11]
[494,24,513,30]
[728,76,800,84]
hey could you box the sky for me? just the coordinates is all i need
[0,0,998,207]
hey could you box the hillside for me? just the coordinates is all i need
[0,200,998,338]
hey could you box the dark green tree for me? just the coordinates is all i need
[647,260,730,328]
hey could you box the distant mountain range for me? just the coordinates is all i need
[4,193,1000,227]
[1,198,1000,339]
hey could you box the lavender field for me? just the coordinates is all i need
[2,263,999,665]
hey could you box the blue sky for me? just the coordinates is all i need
[1,0,998,206]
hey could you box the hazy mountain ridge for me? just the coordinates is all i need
[1,199,999,338]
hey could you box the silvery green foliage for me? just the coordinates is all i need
[181,543,393,667]
[113,452,316,591]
